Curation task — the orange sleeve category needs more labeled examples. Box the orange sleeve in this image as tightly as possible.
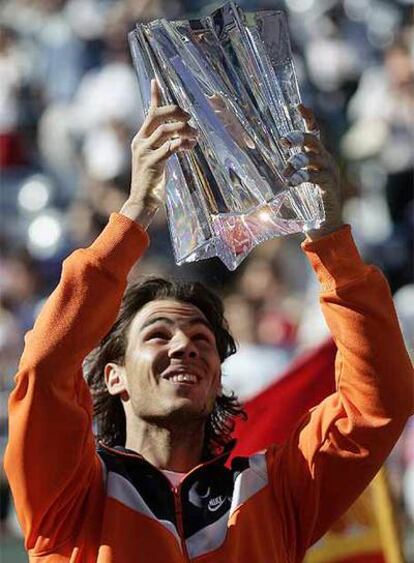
[4,213,149,552]
[267,225,414,560]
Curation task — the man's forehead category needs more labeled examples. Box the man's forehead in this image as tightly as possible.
[132,299,210,330]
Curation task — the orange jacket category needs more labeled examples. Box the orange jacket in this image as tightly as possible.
[5,213,413,562]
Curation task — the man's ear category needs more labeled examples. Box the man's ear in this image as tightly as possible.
[104,363,129,400]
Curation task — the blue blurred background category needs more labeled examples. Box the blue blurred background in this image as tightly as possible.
[0,0,413,560]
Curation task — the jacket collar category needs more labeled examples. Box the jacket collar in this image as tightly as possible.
[98,439,236,472]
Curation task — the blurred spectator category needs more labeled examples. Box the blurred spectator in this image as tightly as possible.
[0,246,41,332]
[342,28,414,292]
[0,298,25,540]
[222,254,299,400]
[0,25,30,168]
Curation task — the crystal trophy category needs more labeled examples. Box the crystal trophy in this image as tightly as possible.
[128,2,324,270]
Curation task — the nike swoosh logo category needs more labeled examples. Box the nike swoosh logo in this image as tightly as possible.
[208,496,227,512]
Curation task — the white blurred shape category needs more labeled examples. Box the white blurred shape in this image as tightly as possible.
[368,2,400,33]
[342,195,392,244]
[306,37,359,92]
[65,0,107,40]
[344,0,372,22]
[403,465,414,524]
[367,2,400,48]
[341,119,388,160]
[367,28,394,49]
[18,175,51,212]
[72,63,143,132]
[223,344,292,401]
[393,285,414,358]
[27,211,63,258]
[295,275,330,352]
[286,0,315,13]
[83,126,128,181]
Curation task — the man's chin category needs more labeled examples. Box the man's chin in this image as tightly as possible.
[167,397,207,417]
[143,398,211,426]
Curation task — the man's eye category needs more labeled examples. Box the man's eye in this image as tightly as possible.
[193,333,210,343]
[148,332,169,340]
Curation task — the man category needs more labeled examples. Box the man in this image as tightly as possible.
[5,81,413,562]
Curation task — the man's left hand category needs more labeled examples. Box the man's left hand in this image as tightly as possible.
[281,104,344,241]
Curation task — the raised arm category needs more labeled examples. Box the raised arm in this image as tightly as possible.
[4,215,149,551]
[267,110,413,560]
[4,79,198,552]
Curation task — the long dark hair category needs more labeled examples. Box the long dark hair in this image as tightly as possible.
[85,277,246,459]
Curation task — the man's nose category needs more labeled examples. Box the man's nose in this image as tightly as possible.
[168,333,198,359]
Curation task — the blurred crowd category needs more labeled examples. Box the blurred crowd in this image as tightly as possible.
[0,0,413,557]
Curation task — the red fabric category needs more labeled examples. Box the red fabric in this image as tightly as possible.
[0,132,27,167]
[231,339,386,563]
[231,339,337,456]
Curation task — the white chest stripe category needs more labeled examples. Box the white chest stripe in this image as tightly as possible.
[186,452,269,559]
[107,470,182,550]
[230,452,268,515]
[186,509,231,559]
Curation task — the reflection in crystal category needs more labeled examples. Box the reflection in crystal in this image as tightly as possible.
[129,3,324,270]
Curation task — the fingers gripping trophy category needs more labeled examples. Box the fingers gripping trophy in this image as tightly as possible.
[121,80,199,228]
[121,81,342,245]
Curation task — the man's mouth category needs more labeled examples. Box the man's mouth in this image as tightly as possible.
[164,373,199,385]
[161,367,202,385]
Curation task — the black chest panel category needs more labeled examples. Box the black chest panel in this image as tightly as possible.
[98,447,177,524]
[181,464,234,537]
[98,446,250,538]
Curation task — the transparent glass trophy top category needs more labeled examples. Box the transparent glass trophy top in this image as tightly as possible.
[128,2,324,270]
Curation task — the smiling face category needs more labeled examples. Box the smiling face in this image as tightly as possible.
[105,299,222,426]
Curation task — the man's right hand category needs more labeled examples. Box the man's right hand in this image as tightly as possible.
[120,79,198,228]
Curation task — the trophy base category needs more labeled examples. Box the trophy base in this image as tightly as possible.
[176,186,324,271]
